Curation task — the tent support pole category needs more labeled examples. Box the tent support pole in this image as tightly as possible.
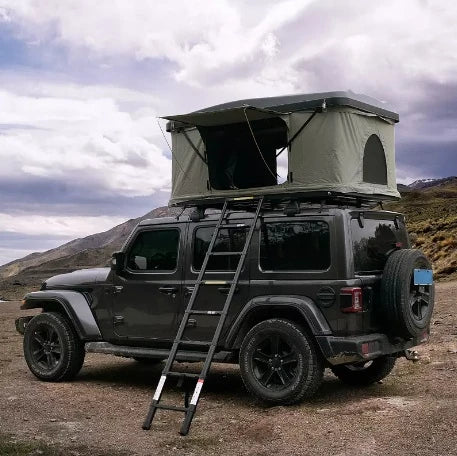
[276,109,319,158]
[182,130,207,164]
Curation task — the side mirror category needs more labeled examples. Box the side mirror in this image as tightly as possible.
[111,251,125,273]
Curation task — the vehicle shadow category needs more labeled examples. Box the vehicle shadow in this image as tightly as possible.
[75,357,402,408]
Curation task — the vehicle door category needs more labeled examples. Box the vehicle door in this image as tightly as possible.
[181,217,251,343]
[112,223,185,341]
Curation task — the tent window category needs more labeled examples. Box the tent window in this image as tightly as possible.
[363,134,387,185]
[198,117,288,190]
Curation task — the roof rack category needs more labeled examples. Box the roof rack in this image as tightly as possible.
[179,192,387,221]
[176,191,389,209]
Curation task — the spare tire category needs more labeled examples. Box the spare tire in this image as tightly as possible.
[380,249,434,339]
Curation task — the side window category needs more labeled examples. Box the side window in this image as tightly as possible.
[127,229,179,272]
[363,134,387,185]
[351,218,408,272]
[260,221,330,271]
[193,226,247,271]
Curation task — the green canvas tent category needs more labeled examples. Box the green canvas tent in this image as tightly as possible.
[163,91,400,206]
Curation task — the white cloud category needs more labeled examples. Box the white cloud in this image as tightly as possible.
[0,87,171,197]
[0,212,125,237]
[2,0,457,97]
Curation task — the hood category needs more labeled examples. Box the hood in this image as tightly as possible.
[44,268,110,289]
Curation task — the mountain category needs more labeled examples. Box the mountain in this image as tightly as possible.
[407,176,457,190]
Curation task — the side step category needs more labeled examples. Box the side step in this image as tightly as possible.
[85,342,233,363]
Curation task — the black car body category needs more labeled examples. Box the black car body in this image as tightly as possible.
[16,203,434,405]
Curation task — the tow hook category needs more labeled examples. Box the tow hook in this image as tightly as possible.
[404,349,420,362]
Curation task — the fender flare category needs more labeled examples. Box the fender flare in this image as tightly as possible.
[21,290,102,341]
[225,295,332,349]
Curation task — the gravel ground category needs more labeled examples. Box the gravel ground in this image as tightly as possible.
[1,282,457,456]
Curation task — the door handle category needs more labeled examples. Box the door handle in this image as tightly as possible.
[113,315,124,325]
[159,286,179,295]
[184,286,195,296]
[218,286,239,295]
[186,318,197,328]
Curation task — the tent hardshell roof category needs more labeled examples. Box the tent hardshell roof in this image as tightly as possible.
[163,91,399,128]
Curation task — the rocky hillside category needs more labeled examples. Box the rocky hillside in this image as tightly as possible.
[386,178,457,281]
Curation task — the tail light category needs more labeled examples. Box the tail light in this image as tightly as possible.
[340,287,363,313]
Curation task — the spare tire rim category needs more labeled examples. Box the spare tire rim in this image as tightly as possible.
[251,333,298,390]
[30,323,62,371]
[409,281,432,322]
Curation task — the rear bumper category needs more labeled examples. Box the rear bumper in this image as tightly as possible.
[316,330,429,366]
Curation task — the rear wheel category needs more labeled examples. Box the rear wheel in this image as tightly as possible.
[239,319,324,405]
[331,356,396,386]
[23,312,85,381]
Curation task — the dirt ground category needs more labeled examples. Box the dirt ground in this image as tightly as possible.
[1,283,457,456]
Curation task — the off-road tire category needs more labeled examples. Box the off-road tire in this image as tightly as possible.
[239,319,324,405]
[331,356,396,386]
[23,312,85,381]
[381,249,434,339]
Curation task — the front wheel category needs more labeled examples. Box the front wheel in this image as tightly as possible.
[239,319,324,405]
[331,356,396,386]
[23,312,85,381]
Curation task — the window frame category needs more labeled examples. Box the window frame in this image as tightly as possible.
[257,219,332,274]
[124,227,181,275]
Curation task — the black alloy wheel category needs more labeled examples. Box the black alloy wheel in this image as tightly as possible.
[239,319,323,405]
[30,322,62,371]
[409,280,432,323]
[251,333,298,389]
[23,312,85,381]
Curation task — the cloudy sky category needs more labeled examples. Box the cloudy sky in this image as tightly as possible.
[0,0,457,266]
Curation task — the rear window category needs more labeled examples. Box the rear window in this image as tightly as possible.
[260,221,330,271]
[351,217,408,273]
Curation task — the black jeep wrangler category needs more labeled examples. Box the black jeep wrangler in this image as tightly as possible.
[16,203,434,405]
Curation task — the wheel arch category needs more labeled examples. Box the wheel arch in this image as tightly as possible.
[225,296,332,351]
[21,290,102,341]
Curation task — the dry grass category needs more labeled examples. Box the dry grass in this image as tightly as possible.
[387,182,457,281]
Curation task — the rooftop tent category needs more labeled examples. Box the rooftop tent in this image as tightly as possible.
[163,91,400,206]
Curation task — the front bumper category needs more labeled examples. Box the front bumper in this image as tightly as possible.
[316,330,429,366]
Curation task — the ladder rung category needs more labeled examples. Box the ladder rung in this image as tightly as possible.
[177,340,212,346]
[167,372,200,379]
[155,404,188,413]
[209,251,243,256]
[189,310,222,316]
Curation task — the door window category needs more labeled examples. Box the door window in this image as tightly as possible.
[193,225,247,271]
[126,229,180,272]
[259,221,330,271]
